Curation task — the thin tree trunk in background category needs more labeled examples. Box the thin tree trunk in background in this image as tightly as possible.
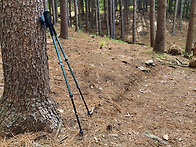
[85,0,89,31]
[110,0,113,37]
[145,0,149,12]
[172,0,179,36]
[183,0,187,18]
[54,0,58,23]
[138,0,142,11]
[133,0,137,44]
[95,0,99,35]
[69,0,72,26]
[74,0,79,32]
[97,0,101,36]
[120,0,124,39]
[44,0,48,11]
[185,0,196,55]
[52,0,56,24]
[150,0,155,47]
[106,0,110,36]
[104,0,106,23]
[49,0,52,16]
[169,0,173,14]
[143,0,146,15]
[179,0,184,30]
[185,0,190,19]
[60,0,69,39]
[78,0,82,29]
[81,0,85,18]
[112,0,115,39]
[0,0,61,137]
[153,0,167,53]
[90,0,94,29]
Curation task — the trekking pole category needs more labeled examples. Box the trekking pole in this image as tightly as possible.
[52,26,91,116]
[41,11,84,135]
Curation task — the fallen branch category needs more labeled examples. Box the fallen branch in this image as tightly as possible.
[143,132,167,145]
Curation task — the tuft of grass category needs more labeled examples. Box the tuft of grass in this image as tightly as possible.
[99,41,106,47]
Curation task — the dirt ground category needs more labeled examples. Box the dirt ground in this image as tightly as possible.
[0,15,195,146]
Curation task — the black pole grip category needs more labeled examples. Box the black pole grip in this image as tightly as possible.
[43,11,57,36]
[43,11,53,28]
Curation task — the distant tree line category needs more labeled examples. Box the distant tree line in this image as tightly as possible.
[46,0,195,54]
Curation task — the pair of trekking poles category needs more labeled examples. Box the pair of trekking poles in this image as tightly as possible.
[40,11,91,135]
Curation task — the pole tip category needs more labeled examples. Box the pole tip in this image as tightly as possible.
[88,111,92,116]
[80,129,84,135]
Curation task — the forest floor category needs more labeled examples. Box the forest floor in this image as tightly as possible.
[0,14,195,146]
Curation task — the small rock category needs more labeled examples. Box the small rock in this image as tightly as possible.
[179,138,182,141]
[138,66,150,72]
[57,109,64,113]
[94,137,98,143]
[145,60,154,66]
[163,134,169,141]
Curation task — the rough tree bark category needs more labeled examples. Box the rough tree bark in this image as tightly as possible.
[153,0,167,53]
[185,0,196,55]
[0,0,61,137]
[60,0,69,39]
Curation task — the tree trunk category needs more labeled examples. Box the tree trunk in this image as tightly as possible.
[110,0,113,37]
[133,0,137,44]
[54,0,58,23]
[69,0,72,26]
[85,0,89,31]
[138,0,142,11]
[60,0,69,39]
[95,0,99,35]
[106,0,110,36]
[120,0,124,39]
[112,0,115,39]
[44,0,49,11]
[78,0,82,29]
[185,0,196,55]
[172,0,179,36]
[74,0,79,32]
[169,0,173,14]
[0,0,61,137]
[90,0,95,30]
[52,0,57,24]
[150,0,155,47]
[179,0,184,30]
[153,0,167,53]
[97,0,101,36]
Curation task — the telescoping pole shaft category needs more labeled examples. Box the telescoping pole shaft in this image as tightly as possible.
[43,11,84,134]
[51,27,91,116]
